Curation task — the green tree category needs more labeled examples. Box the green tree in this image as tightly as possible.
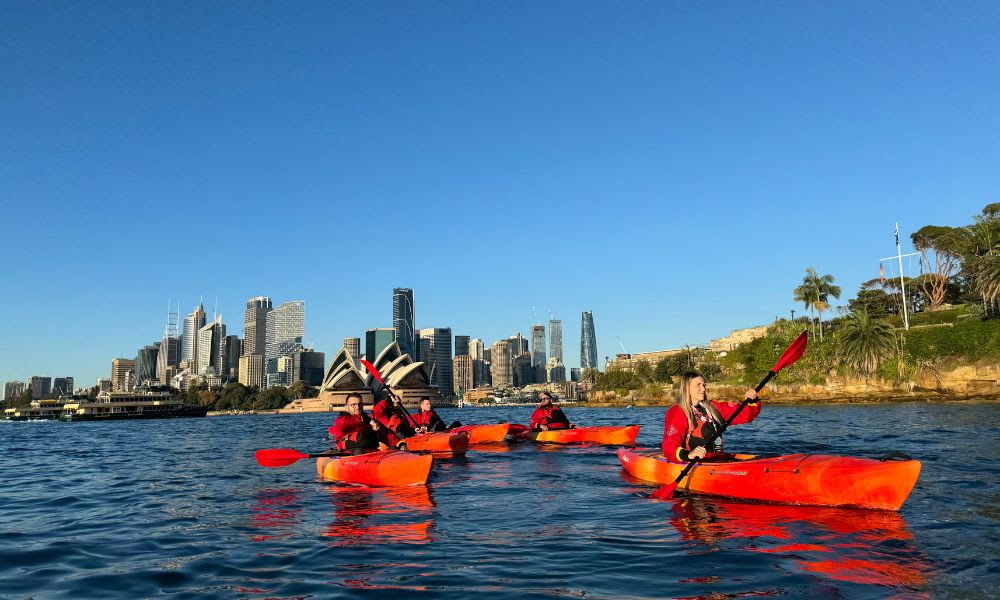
[911,225,971,311]
[793,267,841,341]
[839,309,897,382]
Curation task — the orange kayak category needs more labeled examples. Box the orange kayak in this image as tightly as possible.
[403,430,470,456]
[510,424,639,445]
[316,450,433,487]
[450,423,510,444]
[618,448,921,511]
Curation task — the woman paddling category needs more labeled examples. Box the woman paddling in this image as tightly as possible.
[328,393,379,454]
[662,371,759,463]
[530,392,574,431]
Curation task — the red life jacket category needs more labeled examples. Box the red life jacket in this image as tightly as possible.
[530,404,570,430]
[329,411,371,450]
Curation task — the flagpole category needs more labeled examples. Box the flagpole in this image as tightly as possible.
[896,223,910,331]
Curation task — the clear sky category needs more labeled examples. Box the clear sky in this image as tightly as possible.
[2,1,998,388]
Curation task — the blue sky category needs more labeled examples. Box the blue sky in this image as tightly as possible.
[2,1,998,388]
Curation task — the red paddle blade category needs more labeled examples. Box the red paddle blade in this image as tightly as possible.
[773,330,808,373]
[360,359,386,385]
[255,448,309,468]
[650,483,678,500]
[508,424,530,436]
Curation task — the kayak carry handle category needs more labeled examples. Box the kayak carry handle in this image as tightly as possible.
[878,452,913,462]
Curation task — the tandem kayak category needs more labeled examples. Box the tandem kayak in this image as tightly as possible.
[450,423,510,444]
[316,450,433,487]
[510,424,640,446]
[617,448,921,511]
[403,430,471,456]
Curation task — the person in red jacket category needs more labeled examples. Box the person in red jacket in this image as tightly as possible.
[530,392,574,431]
[328,393,379,453]
[408,397,448,434]
[662,371,760,463]
[371,388,414,448]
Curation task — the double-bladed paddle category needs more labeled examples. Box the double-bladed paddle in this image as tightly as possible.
[255,448,344,468]
[361,358,417,426]
[650,330,808,500]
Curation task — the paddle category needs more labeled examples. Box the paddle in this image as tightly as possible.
[255,448,343,468]
[360,359,417,432]
[651,330,808,501]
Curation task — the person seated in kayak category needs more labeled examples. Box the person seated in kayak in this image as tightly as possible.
[408,397,449,434]
[662,371,759,463]
[328,393,379,454]
[530,392,575,431]
[372,388,414,447]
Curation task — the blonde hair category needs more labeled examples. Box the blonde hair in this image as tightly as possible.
[677,371,723,432]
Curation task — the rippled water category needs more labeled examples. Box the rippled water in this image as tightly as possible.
[2,403,998,599]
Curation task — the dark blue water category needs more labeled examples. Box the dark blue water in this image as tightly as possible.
[2,404,998,599]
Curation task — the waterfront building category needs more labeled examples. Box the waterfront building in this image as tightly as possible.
[111,358,135,392]
[365,328,396,363]
[490,340,513,387]
[453,354,473,397]
[292,349,325,387]
[343,337,361,365]
[454,335,470,357]
[239,354,265,389]
[222,335,241,381]
[135,343,159,386]
[549,319,563,364]
[708,325,770,352]
[265,300,304,388]
[4,380,26,403]
[243,296,272,357]
[97,378,112,394]
[419,327,454,396]
[196,316,226,376]
[181,303,206,364]
[570,368,582,382]
[581,311,598,371]
[531,325,547,381]
[52,377,75,396]
[393,288,417,360]
[29,376,52,399]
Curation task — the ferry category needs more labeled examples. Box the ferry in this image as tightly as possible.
[3,388,207,422]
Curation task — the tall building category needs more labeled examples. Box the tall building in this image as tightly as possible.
[418,327,453,396]
[343,337,361,364]
[546,358,566,383]
[52,377,74,396]
[222,336,242,381]
[581,311,598,371]
[508,332,529,357]
[243,296,272,357]
[490,340,513,387]
[513,355,533,387]
[111,359,136,392]
[157,302,181,384]
[468,338,486,388]
[454,335,470,357]
[549,319,563,364]
[196,315,226,376]
[265,301,304,387]
[181,303,206,364]
[453,355,473,397]
[135,343,159,386]
[392,288,416,360]
[570,368,582,382]
[365,328,396,362]
[4,380,26,404]
[239,354,265,388]
[292,349,325,387]
[97,378,112,394]
[531,325,546,366]
[468,338,485,360]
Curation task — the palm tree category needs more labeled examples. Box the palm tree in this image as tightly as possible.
[977,255,1000,314]
[839,309,897,382]
[793,267,842,341]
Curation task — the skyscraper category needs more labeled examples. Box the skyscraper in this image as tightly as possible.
[29,376,51,399]
[549,319,563,364]
[4,381,26,404]
[292,349,325,387]
[581,311,598,371]
[182,303,206,363]
[365,328,396,362]
[508,332,529,357]
[418,327,454,396]
[490,340,513,387]
[111,359,135,392]
[469,338,486,388]
[135,343,160,386]
[243,296,272,357]
[343,337,361,364]
[453,355,473,398]
[392,288,416,360]
[265,301,304,387]
[454,335,470,357]
[196,316,226,376]
[157,302,181,384]
[222,335,242,381]
[239,354,265,388]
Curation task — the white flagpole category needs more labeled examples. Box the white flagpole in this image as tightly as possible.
[896,223,910,330]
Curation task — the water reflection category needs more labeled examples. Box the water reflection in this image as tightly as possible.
[670,497,930,590]
[322,485,435,546]
[249,488,303,542]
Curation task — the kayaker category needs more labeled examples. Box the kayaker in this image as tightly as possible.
[408,397,449,434]
[662,371,759,463]
[328,393,379,453]
[372,388,414,447]
[530,392,574,431]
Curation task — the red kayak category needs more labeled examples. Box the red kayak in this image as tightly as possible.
[509,424,640,445]
[316,450,433,487]
[403,430,470,456]
[618,448,921,511]
[450,423,510,444]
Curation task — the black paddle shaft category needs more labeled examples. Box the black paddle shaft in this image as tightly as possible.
[671,370,776,485]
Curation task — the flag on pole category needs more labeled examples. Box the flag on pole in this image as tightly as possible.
[895,223,900,247]
[880,263,885,283]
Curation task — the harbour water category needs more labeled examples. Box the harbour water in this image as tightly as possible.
[2,403,998,598]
